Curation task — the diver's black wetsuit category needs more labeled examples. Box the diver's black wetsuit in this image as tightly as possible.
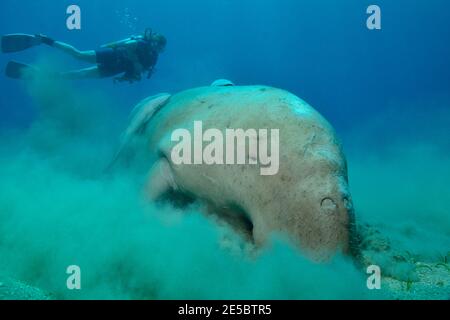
[95,47,130,77]
[95,40,159,78]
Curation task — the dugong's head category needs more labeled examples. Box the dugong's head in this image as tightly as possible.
[291,144,358,260]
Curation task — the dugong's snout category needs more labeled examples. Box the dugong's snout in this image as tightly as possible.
[312,179,356,259]
[285,170,355,260]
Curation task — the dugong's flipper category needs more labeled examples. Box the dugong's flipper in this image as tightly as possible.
[145,157,179,200]
[107,93,171,170]
[126,93,172,136]
[211,79,235,87]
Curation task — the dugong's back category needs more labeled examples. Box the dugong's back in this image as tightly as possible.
[145,85,355,260]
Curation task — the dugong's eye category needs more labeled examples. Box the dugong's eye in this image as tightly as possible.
[320,197,337,214]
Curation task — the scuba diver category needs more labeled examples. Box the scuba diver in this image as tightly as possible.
[1,28,166,83]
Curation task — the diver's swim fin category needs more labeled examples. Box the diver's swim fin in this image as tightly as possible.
[5,61,37,79]
[1,34,41,53]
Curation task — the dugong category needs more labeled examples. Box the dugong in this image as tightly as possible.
[117,81,357,260]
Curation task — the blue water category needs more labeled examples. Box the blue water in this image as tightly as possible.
[1,0,449,134]
[0,0,449,300]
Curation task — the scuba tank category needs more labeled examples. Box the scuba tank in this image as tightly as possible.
[100,28,152,49]
[100,35,143,49]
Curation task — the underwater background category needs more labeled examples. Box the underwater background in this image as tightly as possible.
[0,0,448,299]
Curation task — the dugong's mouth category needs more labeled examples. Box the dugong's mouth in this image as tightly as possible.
[158,187,196,209]
[159,188,255,243]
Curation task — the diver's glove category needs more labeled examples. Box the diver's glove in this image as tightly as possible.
[35,34,55,46]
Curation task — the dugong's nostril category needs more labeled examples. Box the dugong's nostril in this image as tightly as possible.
[321,197,337,214]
